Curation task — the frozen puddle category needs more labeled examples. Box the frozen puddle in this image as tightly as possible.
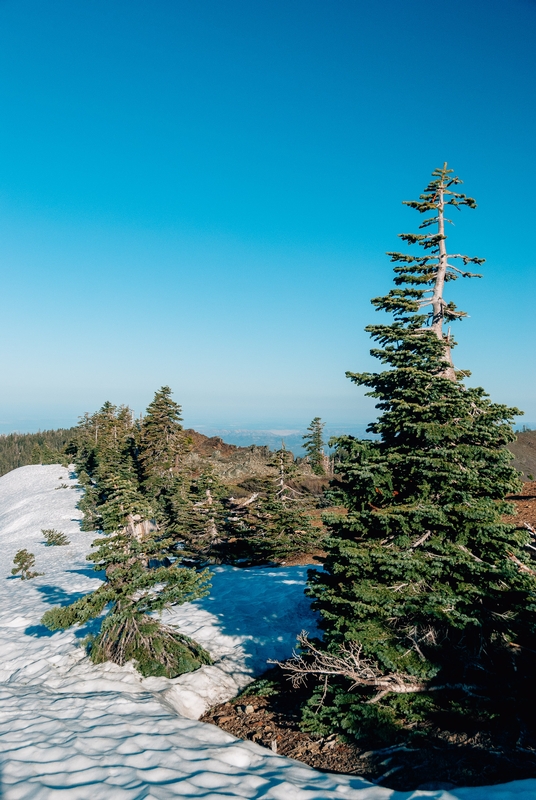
[1,466,535,798]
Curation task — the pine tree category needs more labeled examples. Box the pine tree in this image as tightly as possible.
[138,386,191,502]
[303,417,326,475]
[53,393,213,677]
[12,549,42,579]
[299,164,536,744]
[42,524,212,677]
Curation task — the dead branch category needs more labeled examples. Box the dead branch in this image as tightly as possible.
[457,544,483,563]
[269,631,476,705]
[508,552,536,577]
[410,530,431,549]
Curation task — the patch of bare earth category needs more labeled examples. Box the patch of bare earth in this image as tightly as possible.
[202,487,536,791]
[201,667,536,791]
[506,480,536,528]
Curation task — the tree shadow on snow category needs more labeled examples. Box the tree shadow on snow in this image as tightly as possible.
[194,565,321,668]
[36,584,87,606]
[66,567,106,580]
[25,584,104,640]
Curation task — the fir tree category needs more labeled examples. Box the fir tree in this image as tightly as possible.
[222,447,319,564]
[224,488,318,564]
[12,549,42,579]
[42,523,212,677]
[138,386,191,503]
[298,164,536,744]
[69,402,141,531]
[169,467,228,560]
[303,417,326,475]
[42,529,70,546]
[54,393,213,677]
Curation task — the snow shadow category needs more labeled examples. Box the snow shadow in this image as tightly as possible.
[196,565,321,670]
[23,584,90,638]
[36,584,87,607]
[66,567,106,580]
[25,584,103,640]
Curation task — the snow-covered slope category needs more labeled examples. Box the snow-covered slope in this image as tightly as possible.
[0,465,535,799]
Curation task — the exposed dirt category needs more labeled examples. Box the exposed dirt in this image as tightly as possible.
[508,430,536,481]
[506,480,536,528]
[201,667,536,791]
[202,485,536,790]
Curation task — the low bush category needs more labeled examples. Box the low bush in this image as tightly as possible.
[42,529,70,546]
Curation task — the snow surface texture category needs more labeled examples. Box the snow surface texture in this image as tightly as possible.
[0,466,534,799]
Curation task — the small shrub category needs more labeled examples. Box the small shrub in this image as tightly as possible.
[54,483,69,489]
[11,549,42,579]
[42,529,70,546]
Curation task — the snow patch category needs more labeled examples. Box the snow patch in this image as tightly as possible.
[0,465,535,798]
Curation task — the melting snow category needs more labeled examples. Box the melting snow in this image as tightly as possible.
[0,465,535,798]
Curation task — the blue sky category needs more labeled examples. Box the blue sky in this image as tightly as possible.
[0,0,535,433]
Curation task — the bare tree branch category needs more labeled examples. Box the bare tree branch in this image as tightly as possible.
[269,631,477,705]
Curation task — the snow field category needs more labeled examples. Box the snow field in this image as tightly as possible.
[0,465,535,799]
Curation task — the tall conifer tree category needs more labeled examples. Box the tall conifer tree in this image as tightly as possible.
[301,165,536,743]
[303,417,326,475]
[138,386,190,502]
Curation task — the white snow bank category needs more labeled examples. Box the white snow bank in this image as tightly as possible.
[0,465,535,799]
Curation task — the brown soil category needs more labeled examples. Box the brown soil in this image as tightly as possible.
[201,667,536,791]
[202,486,536,790]
[506,480,536,528]
[508,430,536,481]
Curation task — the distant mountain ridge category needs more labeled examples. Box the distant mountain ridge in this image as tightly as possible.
[1,425,534,481]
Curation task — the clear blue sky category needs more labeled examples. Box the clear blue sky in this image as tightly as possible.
[1,0,535,433]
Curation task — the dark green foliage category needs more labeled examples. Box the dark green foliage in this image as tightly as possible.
[138,386,192,503]
[303,417,326,475]
[223,487,318,564]
[42,520,212,675]
[304,165,536,744]
[68,402,148,533]
[169,468,229,560]
[42,528,70,546]
[88,616,212,678]
[44,391,213,677]
[11,549,42,579]
[221,448,320,564]
[0,428,75,476]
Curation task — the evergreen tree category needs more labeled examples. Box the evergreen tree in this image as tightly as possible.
[12,549,42,579]
[223,487,318,564]
[303,417,326,475]
[138,386,191,503]
[300,164,536,744]
[169,467,228,560]
[42,529,70,546]
[53,393,213,678]
[42,524,212,677]
[69,402,141,531]
[222,447,319,564]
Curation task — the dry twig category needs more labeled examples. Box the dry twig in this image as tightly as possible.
[269,631,476,705]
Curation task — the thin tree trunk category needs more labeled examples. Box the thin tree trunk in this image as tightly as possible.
[430,167,456,380]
